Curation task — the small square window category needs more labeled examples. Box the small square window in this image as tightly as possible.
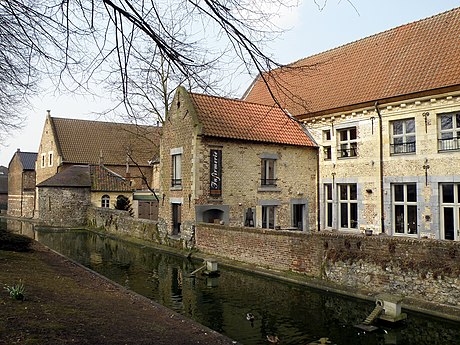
[323,130,331,141]
[324,146,331,160]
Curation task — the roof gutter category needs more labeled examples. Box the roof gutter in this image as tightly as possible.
[374,102,385,234]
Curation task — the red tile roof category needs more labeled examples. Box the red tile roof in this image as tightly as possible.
[244,7,460,118]
[189,92,316,147]
[50,117,161,166]
[90,165,132,192]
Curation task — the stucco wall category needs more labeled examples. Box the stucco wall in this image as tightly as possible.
[196,223,460,308]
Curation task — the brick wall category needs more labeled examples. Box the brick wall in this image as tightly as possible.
[196,223,460,307]
[8,154,36,218]
[36,115,60,185]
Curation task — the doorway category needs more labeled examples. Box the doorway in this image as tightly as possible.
[172,203,182,235]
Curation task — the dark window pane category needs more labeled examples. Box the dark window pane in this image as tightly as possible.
[441,115,453,130]
[340,203,348,228]
[339,185,348,200]
[443,184,454,203]
[443,207,455,240]
[340,130,348,141]
[350,203,358,228]
[394,185,404,202]
[407,205,417,234]
[456,114,460,128]
[393,137,403,145]
[349,128,357,140]
[327,203,333,227]
[395,205,405,233]
[326,184,332,200]
[350,184,357,200]
[393,121,403,135]
[407,184,417,202]
[406,119,415,133]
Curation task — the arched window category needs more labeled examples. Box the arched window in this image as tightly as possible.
[101,195,110,208]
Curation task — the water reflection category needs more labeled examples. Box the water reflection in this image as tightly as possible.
[3,219,460,345]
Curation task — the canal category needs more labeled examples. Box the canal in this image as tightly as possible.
[4,220,460,345]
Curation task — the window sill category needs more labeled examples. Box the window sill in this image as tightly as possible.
[258,186,281,192]
[390,152,416,156]
[170,186,183,191]
[337,156,358,160]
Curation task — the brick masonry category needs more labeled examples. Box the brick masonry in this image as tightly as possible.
[195,223,460,308]
[8,154,36,218]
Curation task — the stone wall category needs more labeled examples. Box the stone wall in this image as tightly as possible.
[37,187,90,227]
[87,207,170,244]
[195,223,460,308]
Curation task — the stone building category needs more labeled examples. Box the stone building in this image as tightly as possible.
[158,87,318,245]
[244,7,460,240]
[0,166,8,212]
[36,164,133,226]
[7,150,37,218]
[36,112,161,219]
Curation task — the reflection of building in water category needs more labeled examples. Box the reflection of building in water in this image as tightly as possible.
[6,219,36,240]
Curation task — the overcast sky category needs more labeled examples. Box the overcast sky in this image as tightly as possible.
[1,0,459,167]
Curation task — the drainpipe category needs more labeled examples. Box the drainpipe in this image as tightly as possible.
[20,171,24,217]
[316,148,320,232]
[374,102,385,234]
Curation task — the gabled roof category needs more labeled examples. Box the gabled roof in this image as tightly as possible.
[50,117,161,166]
[188,91,316,147]
[10,151,37,171]
[244,7,460,118]
[37,165,91,188]
[90,165,132,192]
[37,164,133,192]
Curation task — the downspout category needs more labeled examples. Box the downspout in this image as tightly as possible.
[20,171,24,217]
[374,102,385,233]
[316,147,321,232]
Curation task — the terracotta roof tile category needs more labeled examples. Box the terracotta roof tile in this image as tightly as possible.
[51,117,161,166]
[189,92,316,147]
[90,165,132,192]
[244,7,460,117]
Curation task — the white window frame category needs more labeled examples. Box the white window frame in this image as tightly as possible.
[392,183,418,236]
[337,127,357,158]
[338,184,358,230]
[101,195,110,208]
[41,154,46,168]
[262,205,276,229]
[48,151,53,167]
[390,118,416,154]
[261,158,277,186]
[324,184,333,228]
[438,112,460,151]
[440,183,460,241]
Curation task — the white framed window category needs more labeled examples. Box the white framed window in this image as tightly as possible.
[171,154,182,187]
[338,184,358,230]
[101,195,110,208]
[325,184,333,228]
[262,205,276,229]
[48,151,53,167]
[337,127,357,158]
[438,112,460,151]
[390,118,416,154]
[440,184,460,241]
[323,129,331,141]
[261,158,276,186]
[41,154,46,168]
[393,184,417,235]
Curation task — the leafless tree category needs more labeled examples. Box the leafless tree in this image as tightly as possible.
[0,0,302,132]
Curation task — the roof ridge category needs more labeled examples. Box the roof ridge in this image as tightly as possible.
[283,6,460,68]
[51,116,159,129]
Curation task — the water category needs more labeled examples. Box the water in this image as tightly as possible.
[3,219,460,345]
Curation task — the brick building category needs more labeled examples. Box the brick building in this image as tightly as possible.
[7,150,37,218]
[0,166,8,212]
[244,7,460,240]
[158,87,318,245]
[36,164,133,226]
[36,112,161,219]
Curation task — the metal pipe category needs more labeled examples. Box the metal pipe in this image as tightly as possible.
[374,102,385,233]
